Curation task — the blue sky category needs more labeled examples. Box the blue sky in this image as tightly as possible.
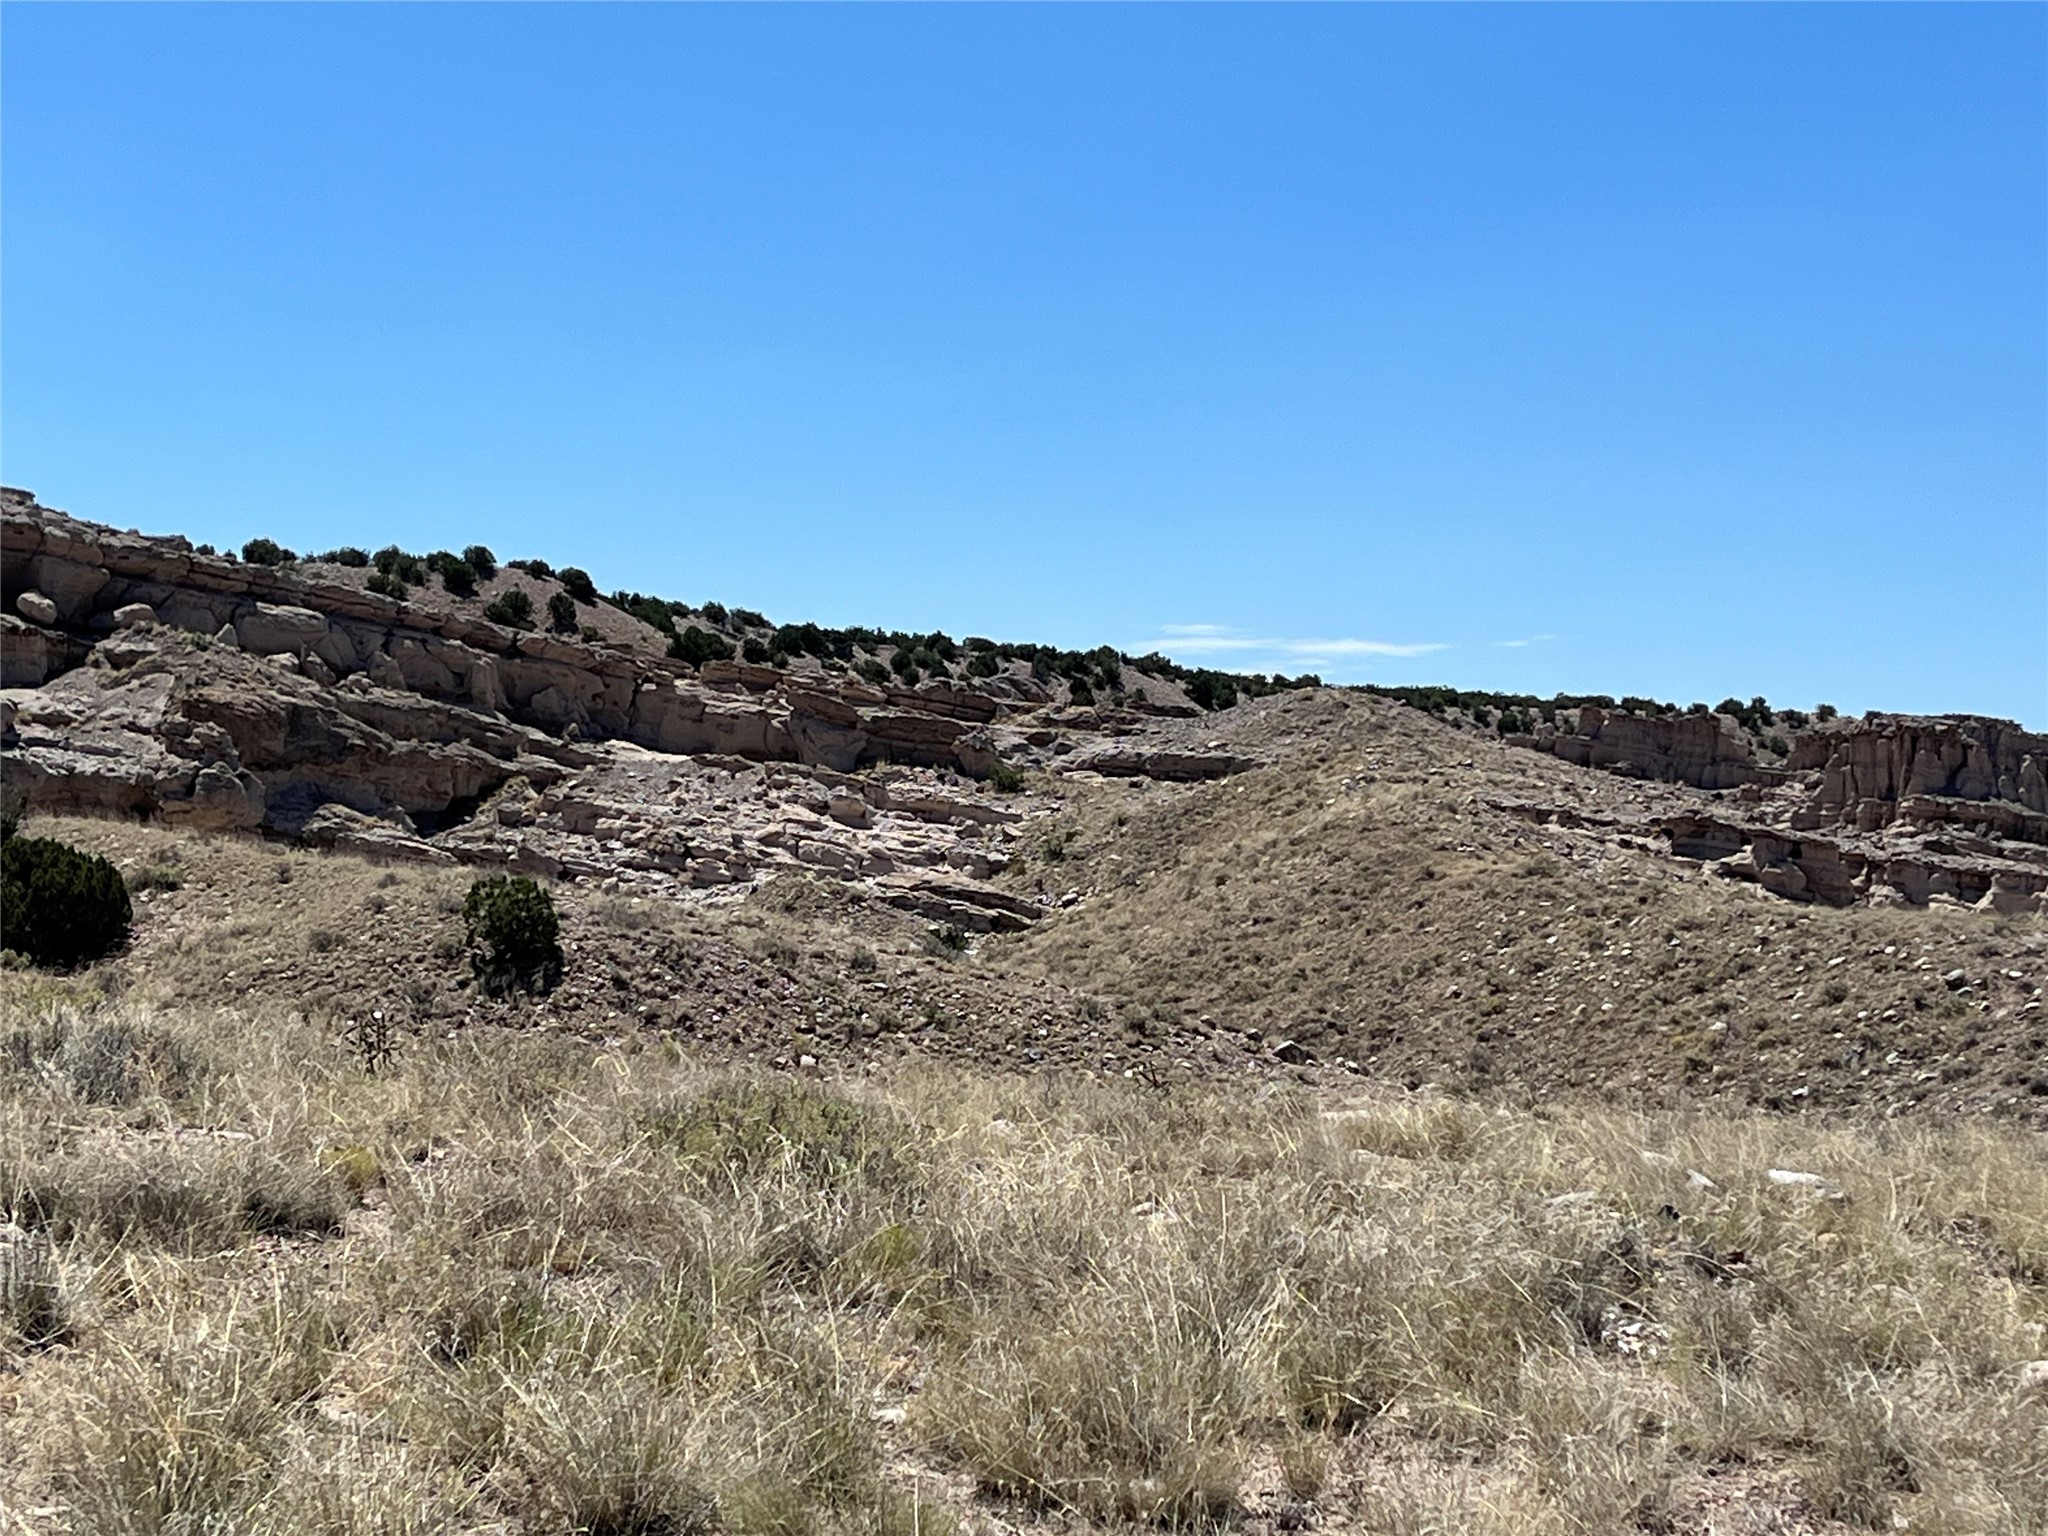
[5,5,2043,721]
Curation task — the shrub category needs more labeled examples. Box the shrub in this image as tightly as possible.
[435,556,478,598]
[484,590,535,630]
[547,592,578,632]
[373,546,426,584]
[1816,703,1839,722]
[741,638,772,665]
[988,761,1025,794]
[366,571,408,601]
[508,557,554,580]
[462,544,498,581]
[1,837,133,968]
[1185,671,1240,712]
[240,538,294,566]
[558,567,599,605]
[668,627,734,667]
[699,601,729,626]
[888,649,918,680]
[641,1076,915,1194]
[462,876,563,995]
[1068,677,1095,706]
[316,546,370,568]
[732,608,767,630]
[856,659,889,687]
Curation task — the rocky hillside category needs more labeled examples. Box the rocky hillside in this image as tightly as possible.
[5,489,2045,1125]
[5,487,2043,928]
[2,489,1259,935]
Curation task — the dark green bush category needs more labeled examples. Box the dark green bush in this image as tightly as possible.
[366,571,408,601]
[988,761,1025,794]
[317,546,370,568]
[373,546,426,584]
[668,627,734,667]
[462,544,498,581]
[240,538,295,566]
[507,557,553,580]
[433,555,478,598]
[461,876,563,995]
[484,590,535,630]
[558,567,599,605]
[699,601,729,626]
[888,649,918,680]
[732,608,767,630]
[2,837,133,968]
[742,638,772,665]
[547,592,578,632]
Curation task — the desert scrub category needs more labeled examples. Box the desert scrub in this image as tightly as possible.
[461,875,563,995]
[483,588,535,630]
[0,1003,209,1106]
[1,834,133,967]
[640,1075,919,1196]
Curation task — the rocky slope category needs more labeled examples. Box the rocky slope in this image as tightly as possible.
[1510,705,2048,914]
[1,490,1244,932]
[4,487,2043,928]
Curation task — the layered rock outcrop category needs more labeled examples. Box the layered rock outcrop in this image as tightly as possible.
[0,491,1250,929]
[1513,706,1760,791]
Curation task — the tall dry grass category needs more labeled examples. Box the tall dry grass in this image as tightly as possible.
[1,981,2044,1534]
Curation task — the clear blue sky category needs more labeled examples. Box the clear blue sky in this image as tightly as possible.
[5,5,2042,722]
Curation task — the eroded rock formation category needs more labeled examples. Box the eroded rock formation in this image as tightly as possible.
[0,491,1245,929]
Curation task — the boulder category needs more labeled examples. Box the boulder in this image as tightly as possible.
[111,602,157,629]
[15,591,56,626]
[236,602,329,655]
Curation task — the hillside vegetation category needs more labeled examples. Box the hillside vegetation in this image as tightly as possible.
[2,973,2045,1536]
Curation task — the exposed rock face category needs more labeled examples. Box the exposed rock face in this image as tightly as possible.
[1513,707,1759,791]
[0,490,1199,791]
[1790,715,2048,826]
[1500,696,2048,913]
[0,490,1254,930]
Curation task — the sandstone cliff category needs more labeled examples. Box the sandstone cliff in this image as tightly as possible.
[0,491,1245,930]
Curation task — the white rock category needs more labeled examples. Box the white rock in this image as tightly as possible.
[111,601,157,629]
[15,591,57,625]
[2018,1360,2048,1397]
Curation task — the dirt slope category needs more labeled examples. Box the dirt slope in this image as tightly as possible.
[993,691,2048,1121]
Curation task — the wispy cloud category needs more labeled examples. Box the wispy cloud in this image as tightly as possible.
[1139,625,1447,666]
[1493,633,1557,649]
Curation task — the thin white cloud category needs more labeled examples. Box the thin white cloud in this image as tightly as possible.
[1493,634,1557,649]
[1290,637,1448,658]
[1141,626,1447,663]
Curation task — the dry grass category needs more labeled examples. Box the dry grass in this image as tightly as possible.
[1,968,2043,1534]
[993,697,2048,1119]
